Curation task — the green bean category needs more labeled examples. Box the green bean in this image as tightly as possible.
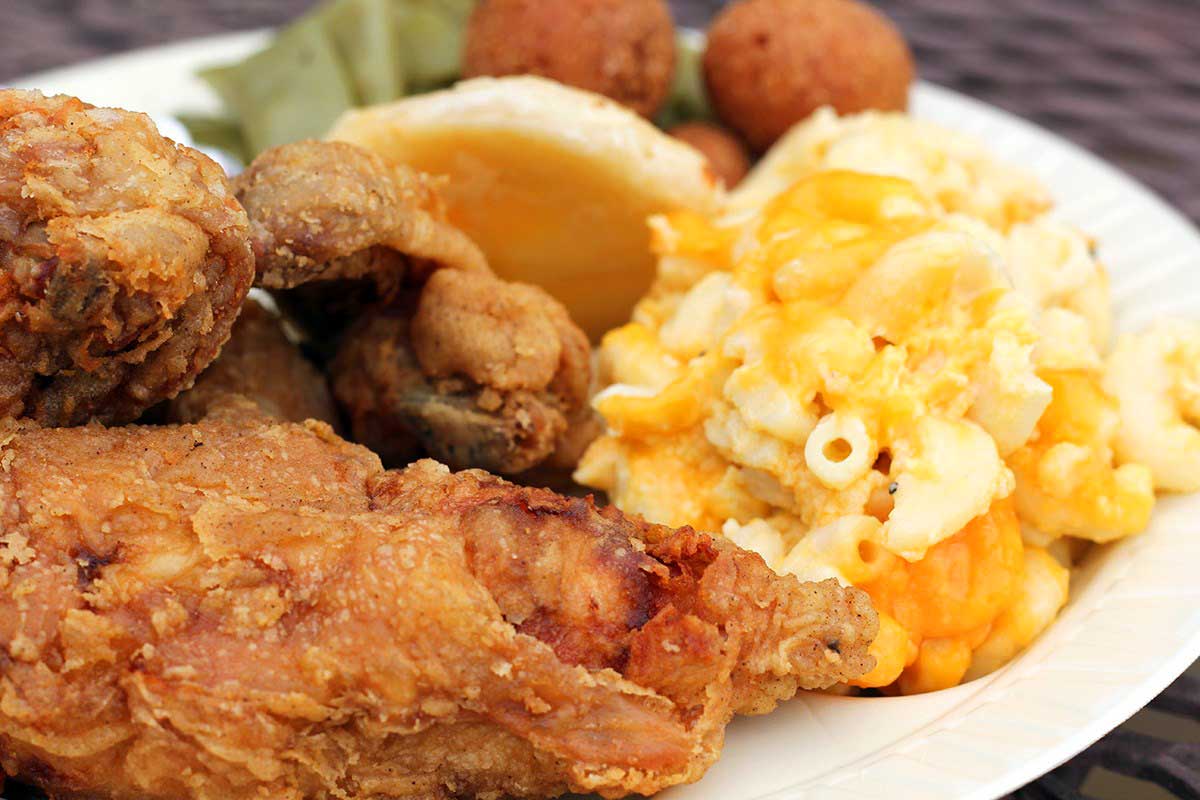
[655,32,714,130]
[199,15,356,156]
[175,112,249,163]
[323,0,406,104]
[394,0,471,91]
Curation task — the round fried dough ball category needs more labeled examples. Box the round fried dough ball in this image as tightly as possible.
[704,0,914,151]
[668,122,751,188]
[463,0,677,118]
[0,89,254,425]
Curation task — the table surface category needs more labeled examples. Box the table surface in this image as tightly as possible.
[1,2,1199,799]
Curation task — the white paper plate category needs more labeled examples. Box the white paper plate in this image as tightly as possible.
[7,31,1200,800]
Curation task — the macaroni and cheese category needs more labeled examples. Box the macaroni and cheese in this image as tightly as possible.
[576,109,1191,693]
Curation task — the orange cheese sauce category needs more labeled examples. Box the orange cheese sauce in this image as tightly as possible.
[850,499,1024,690]
[579,169,1082,694]
[1009,369,1154,540]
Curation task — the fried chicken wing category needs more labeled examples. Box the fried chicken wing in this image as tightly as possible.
[0,90,253,425]
[0,417,876,800]
[233,139,487,342]
[332,269,595,473]
[167,298,338,426]
[236,140,597,474]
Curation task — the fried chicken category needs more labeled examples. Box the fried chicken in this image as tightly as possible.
[236,140,597,475]
[0,415,876,800]
[0,90,253,425]
[332,269,595,473]
[233,139,487,344]
[167,298,338,427]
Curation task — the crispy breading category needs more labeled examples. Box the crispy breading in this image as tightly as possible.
[0,417,876,800]
[167,299,337,426]
[234,139,487,289]
[332,269,595,473]
[0,89,253,425]
[233,139,487,342]
[237,140,597,474]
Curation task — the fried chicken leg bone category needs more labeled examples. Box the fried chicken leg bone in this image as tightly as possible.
[0,90,253,425]
[0,415,876,799]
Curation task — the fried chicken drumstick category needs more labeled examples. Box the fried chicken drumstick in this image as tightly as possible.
[234,140,596,475]
[0,414,876,799]
[0,90,253,425]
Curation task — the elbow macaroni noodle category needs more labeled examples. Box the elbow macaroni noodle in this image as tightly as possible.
[575,109,1198,693]
[1104,320,1200,492]
[804,412,874,490]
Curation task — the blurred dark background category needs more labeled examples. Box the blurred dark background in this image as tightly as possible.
[0,2,1198,799]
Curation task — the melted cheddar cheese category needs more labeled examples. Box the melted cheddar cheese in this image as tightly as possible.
[578,112,1163,693]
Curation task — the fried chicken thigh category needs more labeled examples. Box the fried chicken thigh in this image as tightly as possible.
[0,416,876,800]
[235,140,597,475]
[167,299,338,426]
[0,90,253,425]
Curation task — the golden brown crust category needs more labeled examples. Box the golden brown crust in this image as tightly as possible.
[166,299,338,426]
[234,140,596,477]
[0,421,875,799]
[0,89,253,425]
[463,0,678,118]
[331,270,595,475]
[233,140,487,292]
[232,140,488,348]
[703,0,914,151]
[413,270,564,391]
[667,122,752,188]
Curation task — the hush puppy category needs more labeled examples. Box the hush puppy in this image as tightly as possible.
[668,122,751,187]
[704,0,914,151]
[463,0,677,118]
